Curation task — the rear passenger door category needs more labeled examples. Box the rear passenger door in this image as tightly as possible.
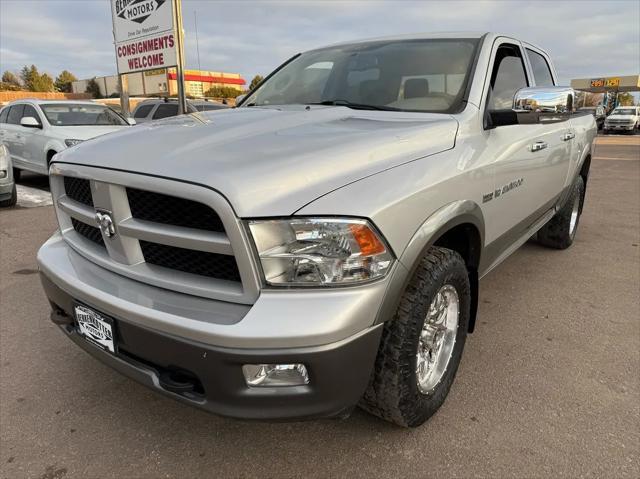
[3,105,25,165]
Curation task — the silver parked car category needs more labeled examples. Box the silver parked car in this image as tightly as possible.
[38,33,596,427]
[0,100,133,178]
[0,143,17,207]
[131,98,229,123]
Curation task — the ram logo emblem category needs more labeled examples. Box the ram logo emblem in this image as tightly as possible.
[95,210,116,238]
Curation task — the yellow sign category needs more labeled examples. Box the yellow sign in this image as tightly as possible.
[590,78,605,87]
[605,77,620,87]
[144,68,167,77]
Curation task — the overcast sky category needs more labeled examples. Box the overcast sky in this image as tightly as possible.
[1,0,639,86]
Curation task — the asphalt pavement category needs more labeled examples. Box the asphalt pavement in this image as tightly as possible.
[0,137,638,479]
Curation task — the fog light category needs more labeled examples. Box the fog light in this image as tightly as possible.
[242,364,309,387]
[0,170,6,179]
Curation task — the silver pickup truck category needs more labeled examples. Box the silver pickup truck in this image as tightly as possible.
[38,32,596,427]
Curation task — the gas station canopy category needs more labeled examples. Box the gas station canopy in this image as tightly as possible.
[570,75,640,93]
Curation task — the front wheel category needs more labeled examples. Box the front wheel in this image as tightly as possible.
[537,176,584,249]
[360,247,470,427]
[12,167,21,182]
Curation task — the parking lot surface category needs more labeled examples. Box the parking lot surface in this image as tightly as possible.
[1,138,638,478]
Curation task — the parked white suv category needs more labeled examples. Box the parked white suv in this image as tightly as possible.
[603,106,640,134]
[0,100,133,178]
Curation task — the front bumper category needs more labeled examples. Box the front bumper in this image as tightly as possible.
[0,179,14,200]
[604,123,635,131]
[38,233,391,420]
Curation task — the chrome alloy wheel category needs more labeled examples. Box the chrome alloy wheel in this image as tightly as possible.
[416,284,459,394]
[569,193,580,236]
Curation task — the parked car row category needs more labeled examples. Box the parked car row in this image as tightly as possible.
[577,105,639,133]
[0,100,133,179]
[0,98,230,187]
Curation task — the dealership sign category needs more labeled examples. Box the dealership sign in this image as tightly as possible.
[111,0,178,74]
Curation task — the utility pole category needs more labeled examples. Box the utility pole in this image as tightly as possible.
[119,74,130,117]
[194,10,201,72]
[173,0,188,115]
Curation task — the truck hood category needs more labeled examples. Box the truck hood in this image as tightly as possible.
[51,125,131,141]
[54,106,457,216]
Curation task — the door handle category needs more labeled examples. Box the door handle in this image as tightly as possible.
[530,141,548,152]
[562,132,575,141]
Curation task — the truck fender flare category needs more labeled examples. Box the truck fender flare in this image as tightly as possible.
[375,200,485,332]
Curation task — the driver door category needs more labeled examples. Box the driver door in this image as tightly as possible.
[481,41,571,247]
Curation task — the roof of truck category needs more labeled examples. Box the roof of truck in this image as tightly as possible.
[318,32,491,49]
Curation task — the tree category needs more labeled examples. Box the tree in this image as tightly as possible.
[0,82,21,92]
[54,70,77,93]
[203,86,242,99]
[249,75,264,90]
[1,71,21,87]
[617,92,635,106]
[19,64,54,92]
[85,78,102,99]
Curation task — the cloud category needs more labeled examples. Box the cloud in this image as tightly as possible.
[1,0,638,87]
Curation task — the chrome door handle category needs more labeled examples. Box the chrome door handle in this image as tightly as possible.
[562,132,575,141]
[530,141,548,152]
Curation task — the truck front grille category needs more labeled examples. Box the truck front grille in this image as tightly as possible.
[126,187,225,233]
[53,168,257,303]
[140,241,241,282]
[64,177,93,206]
[71,218,104,247]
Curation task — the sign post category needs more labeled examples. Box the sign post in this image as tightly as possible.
[172,0,187,114]
[110,0,186,113]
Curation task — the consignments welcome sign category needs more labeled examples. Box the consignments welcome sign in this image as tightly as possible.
[111,0,178,74]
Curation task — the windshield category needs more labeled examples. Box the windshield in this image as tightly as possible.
[41,104,128,126]
[611,108,636,115]
[243,38,480,113]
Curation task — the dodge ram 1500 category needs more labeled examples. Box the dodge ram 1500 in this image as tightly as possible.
[38,32,596,427]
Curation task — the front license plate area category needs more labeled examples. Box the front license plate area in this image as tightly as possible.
[74,304,116,354]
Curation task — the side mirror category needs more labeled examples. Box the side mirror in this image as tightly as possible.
[126,118,137,126]
[235,94,246,106]
[487,86,575,129]
[20,116,42,129]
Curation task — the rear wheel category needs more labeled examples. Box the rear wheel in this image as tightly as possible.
[537,176,584,249]
[360,247,470,427]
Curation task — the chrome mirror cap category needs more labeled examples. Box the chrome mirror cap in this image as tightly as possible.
[513,86,576,123]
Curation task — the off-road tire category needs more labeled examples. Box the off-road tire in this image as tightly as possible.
[359,247,470,427]
[537,176,584,250]
[0,184,17,207]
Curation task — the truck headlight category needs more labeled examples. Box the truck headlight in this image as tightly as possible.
[64,139,84,147]
[248,218,394,286]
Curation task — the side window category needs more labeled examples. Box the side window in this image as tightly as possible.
[526,49,554,86]
[7,105,24,125]
[152,103,179,119]
[487,44,529,110]
[22,105,42,125]
[0,107,8,123]
[134,104,154,119]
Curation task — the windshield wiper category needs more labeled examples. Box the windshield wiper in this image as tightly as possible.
[308,100,400,111]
